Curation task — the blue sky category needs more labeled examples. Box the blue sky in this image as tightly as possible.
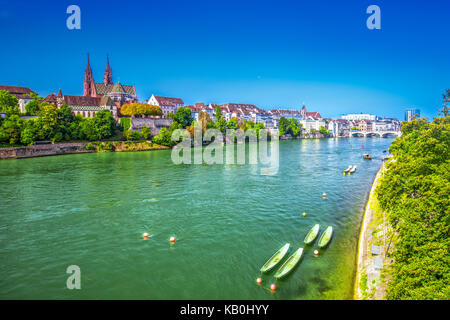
[0,0,449,119]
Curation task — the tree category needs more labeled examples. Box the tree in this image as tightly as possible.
[214,106,222,121]
[319,126,329,135]
[0,90,18,113]
[120,103,162,117]
[36,103,58,140]
[375,113,450,300]
[0,114,23,144]
[173,107,193,128]
[215,116,227,135]
[124,130,141,141]
[91,110,116,139]
[20,120,37,145]
[198,111,211,132]
[81,110,116,141]
[226,118,238,130]
[152,127,174,147]
[55,104,75,141]
[140,126,151,140]
[287,118,301,137]
[254,122,266,139]
[166,112,175,119]
[278,117,289,136]
[25,100,41,115]
[24,93,44,115]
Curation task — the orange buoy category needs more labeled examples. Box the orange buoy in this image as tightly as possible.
[314,250,319,256]
[143,233,149,239]
[256,277,262,285]
[270,283,277,292]
[170,236,176,243]
[322,193,327,199]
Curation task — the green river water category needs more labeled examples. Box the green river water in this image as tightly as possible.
[0,137,394,299]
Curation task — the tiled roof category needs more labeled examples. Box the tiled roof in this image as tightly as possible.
[100,96,115,106]
[185,105,202,113]
[94,83,135,95]
[306,111,322,119]
[69,105,110,111]
[63,95,103,106]
[269,109,302,116]
[154,96,184,107]
[0,84,36,99]
[44,93,57,104]
[110,82,127,93]
[44,92,115,108]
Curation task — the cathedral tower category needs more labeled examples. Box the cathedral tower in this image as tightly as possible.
[104,55,113,85]
[84,53,95,96]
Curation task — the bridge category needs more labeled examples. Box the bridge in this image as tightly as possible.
[350,131,401,138]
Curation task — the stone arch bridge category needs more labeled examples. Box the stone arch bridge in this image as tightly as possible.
[350,131,401,138]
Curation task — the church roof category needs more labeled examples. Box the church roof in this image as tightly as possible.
[62,95,102,107]
[110,82,127,93]
[0,84,37,99]
[100,96,115,106]
[45,93,114,107]
[94,82,136,96]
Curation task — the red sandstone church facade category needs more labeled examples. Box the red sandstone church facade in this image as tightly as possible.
[44,55,138,118]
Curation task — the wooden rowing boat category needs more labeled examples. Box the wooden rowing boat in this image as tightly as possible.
[318,226,333,248]
[260,243,290,273]
[304,224,320,244]
[274,247,304,279]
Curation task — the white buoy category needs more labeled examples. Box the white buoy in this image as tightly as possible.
[143,233,149,239]
[314,250,319,256]
[170,236,176,243]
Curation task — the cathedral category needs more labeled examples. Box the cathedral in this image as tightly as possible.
[44,55,138,118]
[83,54,138,106]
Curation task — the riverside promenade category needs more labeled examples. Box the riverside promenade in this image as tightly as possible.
[354,160,392,299]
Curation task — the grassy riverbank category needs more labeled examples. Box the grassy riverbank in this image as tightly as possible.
[85,140,169,152]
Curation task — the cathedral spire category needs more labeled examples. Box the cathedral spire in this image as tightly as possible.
[84,53,95,96]
[86,53,91,70]
[104,54,113,85]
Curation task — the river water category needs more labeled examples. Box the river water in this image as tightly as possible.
[0,137,394,299]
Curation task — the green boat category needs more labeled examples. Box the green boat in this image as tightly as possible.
[304,224,320,244]
[318,226,333,248]
[274,247,304,279]
[260,243,290,273]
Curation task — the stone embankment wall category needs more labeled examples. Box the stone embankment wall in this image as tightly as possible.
[0,142,90,160]
[130,118,173,135]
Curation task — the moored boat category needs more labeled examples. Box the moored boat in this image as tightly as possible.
[274,247,304,279]
[260,243,290,273]
[349,165,357,174]
[363,154,372,160]
[304,224,320,244]
[318,226,333,248]
[343,165,352,174]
